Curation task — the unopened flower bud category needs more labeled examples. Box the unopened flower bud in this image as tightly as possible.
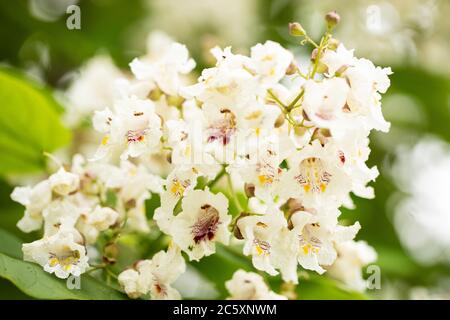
[325,11,340,28]
[310,48,319,62]
[274,113,285,128]
[289,22,306,37]
[310,49,327,73]
[167,95,185,108]
[148,87,163,101]
[285,61,298,75]
[287,198,304,213]
[244,183,255,198]
[327,38,340,51]
[335,64,349,76]
[231,212,251,240]
[104,243,119,260]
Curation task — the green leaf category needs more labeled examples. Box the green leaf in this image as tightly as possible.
[0,228,22,259]
[0,252,126,300]
[190,245,253,299]
[0,67,71,176]
[294,274,368,300]
[0,228,126,300]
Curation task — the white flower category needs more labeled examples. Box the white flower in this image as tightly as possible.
[118,245,185,300]
[118,268,142,299]
[42,198,83,238]
[168,188,231,261]
[250,40,293,86]
[49,167,80,196]
[278,140,352,208]
[165,118,222,177]
[11,180,52,232]
[92,96,162,161]
[290,209,361,274]
[317,44,392,134]
[155,167,199,235]
[338,132,379,200]
[130,33,195,96]
[77,206,119,244]
[230,133,295,203]
[182,47,260,110]
[237,208,289,277]
[148,245,186,300]
[102,160,164,203]
[226,269,287,300]
[327,240,377,292]
[23,231,89,279]
[64,55,123,127]
[321,44,355,77]
[302,77,351,137]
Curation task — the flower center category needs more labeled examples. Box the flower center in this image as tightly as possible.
[169,178,190,197]
[48,250,80,271]
[298,227,322,255]
[295,157,332,193]
[126,129,147,144]
[191,204,220,243]
[207,109,237,145]
[253,238,271,256]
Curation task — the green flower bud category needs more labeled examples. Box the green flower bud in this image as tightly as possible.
[325,11,340,28]
[289,22,306,37]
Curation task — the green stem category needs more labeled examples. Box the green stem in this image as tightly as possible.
[286,89,305,111]
[267,89,287,109]
[207,166,226,189]
[226,173,243,213]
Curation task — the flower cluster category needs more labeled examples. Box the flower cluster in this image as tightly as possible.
[11,13,391,298]
[12,155,163,279]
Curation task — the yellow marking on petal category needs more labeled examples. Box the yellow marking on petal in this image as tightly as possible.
[101,136,109,145]
[63,265,72,271]
[258,175,273,185]
[303,184,311,193]
[255,245,264,256]
[216,86,230,94]
[170,181,185,196]
[184,145,191,157]
[49,258,59,267]
[255,127,261,137]
[245,110,262,120]
[320,183,327,193]
[302,245,310,255]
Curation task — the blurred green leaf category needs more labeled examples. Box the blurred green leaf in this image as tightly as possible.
[0,228,22,259]
[295,274,368,300]
[0,252,126,300]
[190,245,253,298]
[0,227,126,300]
[0,278,32,299]
[0,67,71,176]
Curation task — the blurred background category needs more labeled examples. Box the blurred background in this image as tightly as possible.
[0,0,449,299]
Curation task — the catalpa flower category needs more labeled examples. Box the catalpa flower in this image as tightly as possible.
[168,188,231,261]
[290,209,361,274]
[93,96,162,161]
[237,208,288,276]
[226,269,287,300]
[23,231,89,279]
[327,240,377,292]
[11,180,52,233]
[130,32,195,96]
[278,140,352,208]
[10,14,392,296]
[118,245,185,299]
